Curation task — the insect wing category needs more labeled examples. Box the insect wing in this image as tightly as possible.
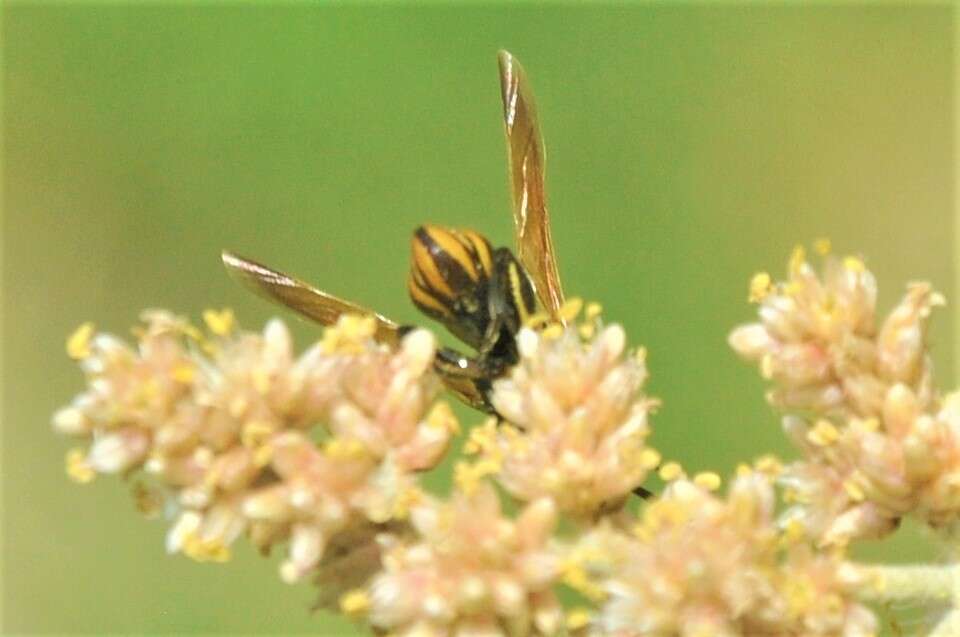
[221,251,402,346]
[497,50,565,322]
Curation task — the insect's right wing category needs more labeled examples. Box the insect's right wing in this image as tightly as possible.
[221,251,402,346]
[497,50,566,323]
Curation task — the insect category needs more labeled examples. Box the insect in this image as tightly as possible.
[221,51,565,413]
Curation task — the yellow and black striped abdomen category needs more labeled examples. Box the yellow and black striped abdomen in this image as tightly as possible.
[408,225,495,348]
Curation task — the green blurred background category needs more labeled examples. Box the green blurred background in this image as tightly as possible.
[3,4,954,634]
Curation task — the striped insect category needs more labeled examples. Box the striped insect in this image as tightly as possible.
[222,51,565,412]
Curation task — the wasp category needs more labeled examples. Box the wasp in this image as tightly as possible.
[221,51,566,413]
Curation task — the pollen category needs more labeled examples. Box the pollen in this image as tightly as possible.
[559,297,584,323]
[203,308,236,336]
[806,420,840,447]
[541,323,564,340]
[843,478,866,502]
[183,533,232,563]
[578,322,596,340]
[640,448,662,470]
[561,563,606,602]
[523,310,551,330]
[658,461,684,482]
[748,272,773,303]
[754,454,783,476]
[585,302,603,320]
[843,256,865,273]
[426,401,459,434]
[463,418,497,455]
[65,448,95,483]
[321,315,377,354]
[252,444,274,468]
[324,438,368,461]
[242,421,275,448]
[171,363,196,384]
[66,322,96,360]
[392,487,423,520]
[780,518,806,546]
[693,471,721,491]
[814,237,832,255]
[339,589,371,616]
[454,459,500,495]
[789,245,807,276]
[565,608,592,630]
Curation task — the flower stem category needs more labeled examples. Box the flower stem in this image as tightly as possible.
[855,563,960,604]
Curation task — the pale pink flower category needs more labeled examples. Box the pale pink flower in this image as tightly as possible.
[365,484,564,637]
[54,311,457,586]
[484,322,658,518]
[730,247,955,544]
[577,474,876,636]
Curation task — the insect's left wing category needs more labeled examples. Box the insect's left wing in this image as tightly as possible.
[221,251,402,346]
[498,50,565,322]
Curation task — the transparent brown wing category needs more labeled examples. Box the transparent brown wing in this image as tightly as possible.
[221,251,402,346]
[497,50,565,321]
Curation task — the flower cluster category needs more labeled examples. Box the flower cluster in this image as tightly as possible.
[356,484,563,636]
[729,245,958,544]
[463,304,659,519]
[575,471,876,636]
[54,310,457,586]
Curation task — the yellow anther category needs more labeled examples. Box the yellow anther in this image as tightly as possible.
[66,448,95,484]
[524,311,551,330]
[754,454,783,476]
[541,323,564,340]
[242,421,275,448]
[562,563,606,602]
[634,347,648,364]
[748,272,773,303]
[807,420,840,447]
[639,448,662,470]
[693,472,721,491]
[324,438,368,461]
[66,322,96,360]
[736,463,753,478]
[559,297,584,323]
[463,418,497,455]
[454,459,500,495]
[253,444,274,468]
[392,487,423,520]
[658,461,684,482]
[585,302,603,321]
[202,308,236,336]
[578,323,596,340]
[566,608,592,630]
[183,534,231,563]
[789,245,807,276]
[843,478,866,502]
[171,363,196,383]
[843,256,865,273]
[339,589,371,616]
[182,324,204,342]
[814,237,832,255]
[321,315,377,354]
[780,518,806,545]
[251,369,271,395]
[760,353,775,379]
[426,401,460,434]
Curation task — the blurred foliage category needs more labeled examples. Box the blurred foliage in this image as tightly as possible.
[3,5,953,634]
